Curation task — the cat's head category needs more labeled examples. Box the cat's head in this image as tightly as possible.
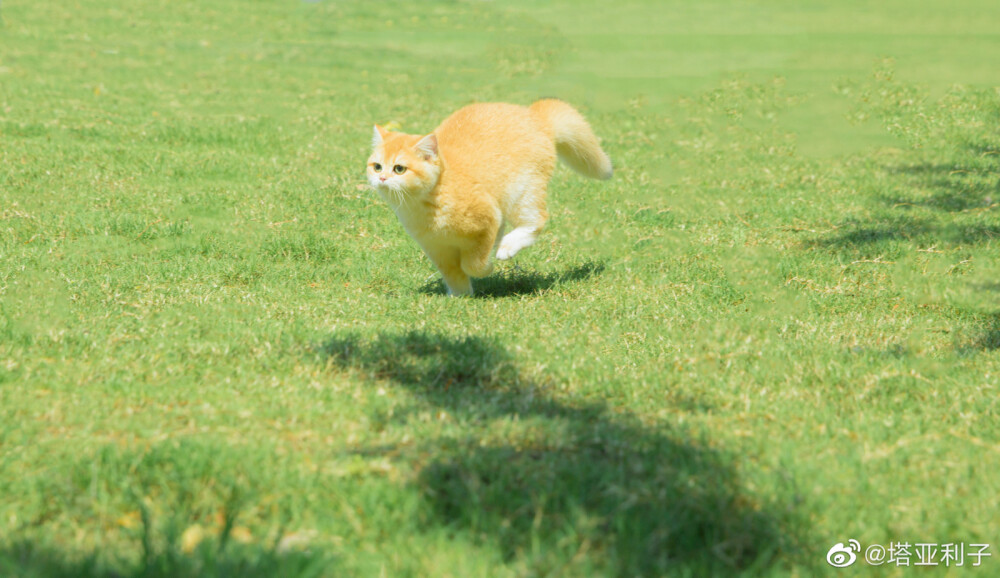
[367,125,440,202]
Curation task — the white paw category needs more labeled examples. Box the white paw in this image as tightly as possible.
[496,228,536,261]
[496,244,517,260]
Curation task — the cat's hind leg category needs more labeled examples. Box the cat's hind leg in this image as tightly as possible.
[497,191,547,261]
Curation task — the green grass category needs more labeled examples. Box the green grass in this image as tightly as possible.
[2,0,1000,575]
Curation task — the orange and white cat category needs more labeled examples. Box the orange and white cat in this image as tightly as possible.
[367,99,612,296]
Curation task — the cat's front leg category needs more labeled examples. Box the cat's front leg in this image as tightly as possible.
[459,229,497,280]
[424,245,473,297]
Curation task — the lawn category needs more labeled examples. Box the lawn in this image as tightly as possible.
[2,0,999,576]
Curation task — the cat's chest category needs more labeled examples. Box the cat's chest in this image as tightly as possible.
[392,200,447,235]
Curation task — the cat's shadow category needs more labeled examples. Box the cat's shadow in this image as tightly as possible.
[419,260,606,298]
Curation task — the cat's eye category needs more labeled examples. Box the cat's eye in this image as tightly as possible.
[393,165,407,175]
[373,163,383,172]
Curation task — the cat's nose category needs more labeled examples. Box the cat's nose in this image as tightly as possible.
[379,175,388,182]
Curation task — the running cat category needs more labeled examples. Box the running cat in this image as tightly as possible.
[367,99,612,296]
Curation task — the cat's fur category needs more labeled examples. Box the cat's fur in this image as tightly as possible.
[367,99,612,296]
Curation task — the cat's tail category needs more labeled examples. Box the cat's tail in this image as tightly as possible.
[531,99,613,180]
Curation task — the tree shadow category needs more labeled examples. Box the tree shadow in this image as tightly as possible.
[321,330,804,575]
[808,142,999,252]
[809,215,931,250]
[878,178,993,212]
[967,313,1000,352]
[0,440,337,578]
[419,260,606,298]
[0,537,332,578]
[878,146,998,212]
[809,217,1000,251]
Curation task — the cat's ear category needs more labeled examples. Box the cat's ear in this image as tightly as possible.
[372,125,386,148]
[415,133,438,160]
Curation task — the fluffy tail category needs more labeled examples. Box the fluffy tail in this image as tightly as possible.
[530,99,613,180]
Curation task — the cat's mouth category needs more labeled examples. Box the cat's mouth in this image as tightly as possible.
[372,180,411,205]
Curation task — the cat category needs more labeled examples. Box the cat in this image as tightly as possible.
[367,99,612,296]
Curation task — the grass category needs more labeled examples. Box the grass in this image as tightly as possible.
[2,0,1000,575]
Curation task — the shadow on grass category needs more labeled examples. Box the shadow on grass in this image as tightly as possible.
[322,330,802,575]
[808,211,1000,252]
[0,441,336,578]
[0,540,330,578]
[808,143,999,252]
[878,146,999,213]
[804,141,1000,353]
[419,260,605,298]
[971,313,1000,352]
